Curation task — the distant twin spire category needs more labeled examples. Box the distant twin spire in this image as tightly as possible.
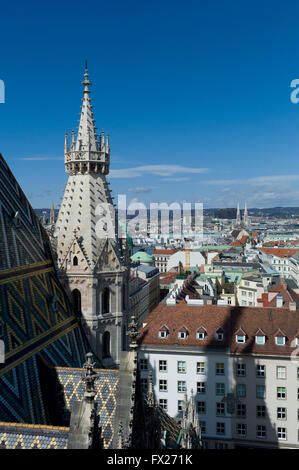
[236,202,249,227]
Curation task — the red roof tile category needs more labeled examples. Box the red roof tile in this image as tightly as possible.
[138,303,299,356]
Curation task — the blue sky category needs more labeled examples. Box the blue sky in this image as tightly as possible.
[1,0,299,209]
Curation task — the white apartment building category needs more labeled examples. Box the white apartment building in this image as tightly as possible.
[153,249,178,273]
[138,303,299,449]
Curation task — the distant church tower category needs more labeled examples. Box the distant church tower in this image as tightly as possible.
[55,65,130,366]
[50,202,55,225]
[236,202,241,226]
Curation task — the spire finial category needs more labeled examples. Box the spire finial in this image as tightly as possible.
[81,352,98,402]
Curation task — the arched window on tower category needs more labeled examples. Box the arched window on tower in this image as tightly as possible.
[72,289,81,317]
[102,287,110,314]
[102,331,110,358]
[73,256,78,266]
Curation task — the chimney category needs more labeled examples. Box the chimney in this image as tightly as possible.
[289,302,296,311]
[276,294,283,308]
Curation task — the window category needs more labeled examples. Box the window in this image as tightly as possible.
[140,378,148,392]
[177,361,186,373]
[178,330,188,339]
[159,379,167,392]
[256,365,265,377]
[197,382,206,394]
[178,400,183,412]
[237,384,246,398]
[216,383,225,396]
[255,335,265,345]
[102,287,110,314]
[215,329,225,341]
[242,301,247,306]
[257,405,266,418]
[277,366,286,379]
[102,331,110,358]
[159,399,168,411]
[237,423,246,436]
[140,359,148,370]
[216,363,224,375]
[237,404,246,418]
[73,256,78,266]
[244,281,249,287]
[159,360,167,372]
[242,290,247,296]
[276,336,286,346]
[216,422,225,435]
[256,385,266,399]
[216,402,225,416]
[277,407,286,420]
[277,387,286,399]
[277,427,286,440]
[197,401,206,414]
[257,425,266,438]
[297,388,299,400]
[158,330,168,338]
[199,421,206,434]
[215,442,228,449]
[228,297,232,305]
[196,330,207,340]
[197,362,205,374]
[297,367,299,380]
[178,381,186,393]
[236,335,246,344]
[236,363,246,377]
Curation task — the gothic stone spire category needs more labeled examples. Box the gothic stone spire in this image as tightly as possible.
[64,64,110,176]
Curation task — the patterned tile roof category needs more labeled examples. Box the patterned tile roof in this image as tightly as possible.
[56,367,118,449]
[0,422,69,449]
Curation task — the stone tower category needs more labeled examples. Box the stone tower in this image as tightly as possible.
[55,64,130,366]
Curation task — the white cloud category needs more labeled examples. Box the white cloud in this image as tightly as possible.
[203,174,299,186]
[127,187,152,193]
[110,165,209,179]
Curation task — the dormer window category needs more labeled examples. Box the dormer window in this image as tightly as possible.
[215,327,225,341]
[158,324,169,339]
[178,331,187,339]
[196,327,207,340]
[159,330,168,338]
[235,327,247,344]
[276,336,285,346]
[255,335,265,345]
[236,334,246,344]
[275,329,286,346]
[178,326,188,340]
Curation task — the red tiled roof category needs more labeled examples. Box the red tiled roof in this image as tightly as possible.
[260,247,299,258]
[153,249,178,255]
[138,303,299,356]
[258,280,298,308]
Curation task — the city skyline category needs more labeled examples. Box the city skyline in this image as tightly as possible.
[2,1,299,209]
